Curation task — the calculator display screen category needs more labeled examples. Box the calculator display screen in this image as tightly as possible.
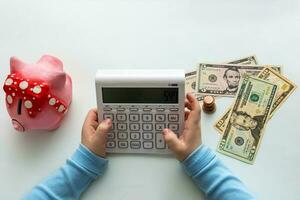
[102,88,178,104]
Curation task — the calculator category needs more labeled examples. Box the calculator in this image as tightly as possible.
[95,69,185,154]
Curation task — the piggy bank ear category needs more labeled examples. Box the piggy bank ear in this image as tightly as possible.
[38,55,63,71]
[10,57,25,73]
[48,72,67,89]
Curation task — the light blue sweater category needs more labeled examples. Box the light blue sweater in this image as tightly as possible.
[22,144,255,200]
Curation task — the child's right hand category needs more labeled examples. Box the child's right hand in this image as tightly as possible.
[163,93,202,161]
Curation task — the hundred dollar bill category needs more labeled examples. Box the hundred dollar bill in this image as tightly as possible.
[186,55,259,101]
[214,67,296,134]
[217,76,277,164]
[196,63,281,97]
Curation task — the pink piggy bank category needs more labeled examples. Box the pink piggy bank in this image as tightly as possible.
[3,55,72,132]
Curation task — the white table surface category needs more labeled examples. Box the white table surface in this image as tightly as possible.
[0,0,300,199]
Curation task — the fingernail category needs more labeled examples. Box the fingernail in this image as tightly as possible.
[163,128,169,134]
[104,118,111,124]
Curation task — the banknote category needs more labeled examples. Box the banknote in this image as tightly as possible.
[196,63,281,97]
[214,67,296,134]
[257,67,297,117]
[186,55,259,101]
[217,76,277,164]
[226,55,258,65]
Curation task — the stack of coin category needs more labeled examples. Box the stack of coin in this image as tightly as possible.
[202,95,216,114]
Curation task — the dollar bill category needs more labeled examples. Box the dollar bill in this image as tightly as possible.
[257,67,297,117]
[214,67,296,134]
[186,55,259,101]
[217,76,277,164]
[226,55,258,65]
[196,63,281,97]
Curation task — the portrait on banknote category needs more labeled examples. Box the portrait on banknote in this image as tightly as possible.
[230,111,264,142]
[222,66,241,94]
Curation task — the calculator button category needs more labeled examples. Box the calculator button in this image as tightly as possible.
[169,108,179,112]
[130,123,140,131]
[130,132,141,140]
[103,107,112,111]
[116,114,127,121]
[117,108,126,112]
[155,114,165,122]
[143,141,153,149]
[117,132,128,140]
[155,133,166,149]
[118,141,128,148]
[129,108,139,112]
[143,108,152,112]
[107,132,115,139]
[129,114,140,122]
[117,123,127,131]
[155,123,166,131]
[156,108,165,112]
[103,113,114,120]
[142,123,153,131]
[130,141,141,149]
[143,132,153,140]
[168,123,179,131]
[168,114,179,122]
[142,114,153,122]
[106,141,116,148]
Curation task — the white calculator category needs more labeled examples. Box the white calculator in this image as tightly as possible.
[95,69,185,154]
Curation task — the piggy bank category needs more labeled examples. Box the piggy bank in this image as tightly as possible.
[3,55,72,132]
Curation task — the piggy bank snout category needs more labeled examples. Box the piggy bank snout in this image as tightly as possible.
[12,119,25,132]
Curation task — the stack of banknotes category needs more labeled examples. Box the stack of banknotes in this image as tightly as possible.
[185,55,297,164]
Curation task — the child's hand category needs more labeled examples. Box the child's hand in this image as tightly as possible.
[163,93,202,161]
[81,108,112,158]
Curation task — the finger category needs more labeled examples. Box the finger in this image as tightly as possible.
[163,128,182,153]
[84,109,99,125]
[184,110,190,121]
[96,118,112,140]
[186,93,201,112]
[186,93,201,123]
[185,100,192,111]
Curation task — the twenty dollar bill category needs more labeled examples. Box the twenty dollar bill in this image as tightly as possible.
[215,67,296,134]
[217,76,277,164]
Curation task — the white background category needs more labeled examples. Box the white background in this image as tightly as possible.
[0,0,300,199]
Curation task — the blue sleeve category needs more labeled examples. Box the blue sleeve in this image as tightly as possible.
[181,145,255,200]
[22,144,108,200]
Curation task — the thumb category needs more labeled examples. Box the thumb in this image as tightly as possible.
[96,119,112,139]
[163,128,182,153]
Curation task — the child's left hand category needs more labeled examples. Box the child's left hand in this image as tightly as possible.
[81,108,112,158]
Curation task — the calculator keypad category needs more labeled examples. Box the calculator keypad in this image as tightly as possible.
[103,106,181,153]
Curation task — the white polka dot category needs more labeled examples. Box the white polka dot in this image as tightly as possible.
[24,100,33,109]
[29,111,32,115]
[6,95,13,104]
[9,88,11,91]
[12,93,15,96]
[19,81,28,90]
[32,85,42,94]
[49,98,56,105]
[58,105,65,112]
[5,78,13,85]
[48,94,51,98]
